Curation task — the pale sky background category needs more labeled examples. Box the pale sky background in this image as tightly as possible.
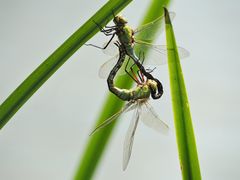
[0,0,240,180]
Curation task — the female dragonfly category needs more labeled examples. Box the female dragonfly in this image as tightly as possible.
[91,43,168,170]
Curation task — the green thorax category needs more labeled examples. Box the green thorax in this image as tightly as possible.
[131,84,151,100]
[118,25,134,49]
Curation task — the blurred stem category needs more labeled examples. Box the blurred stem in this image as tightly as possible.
[0,0,132,129]
[164,8,201,180]
[74,0,170,180]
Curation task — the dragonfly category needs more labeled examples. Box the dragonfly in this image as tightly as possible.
[86,11,190,79]
[91,44,168,170]
[91,65,168,170]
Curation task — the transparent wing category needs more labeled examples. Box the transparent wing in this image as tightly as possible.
[90,101,135,136]
[140,102,169,134]
[99,53,137,79]
[98,54,119,79]
[134,40,190,65]
[134,12,175,41]
[123,103,141,170]
[125,101,138,113]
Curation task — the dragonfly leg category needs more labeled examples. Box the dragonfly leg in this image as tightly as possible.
[105,25,118,28]
[125,56,143,84]
[111,10,116,19]
[130,65,141,84]
[101,29,115,35]
[92,20,118,38]
[102,33,116,49]
[136,69,144,83]
[99,29,115,35]
[130,51,145,83]
[138,51,145,83]
[85,33,116,50]
[102,30,116,35]
[146,67,156,73]
[93,20,115,32]
[124,56,130,71]
[124,57,139,84]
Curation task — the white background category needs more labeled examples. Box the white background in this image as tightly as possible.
[0,0,239,179]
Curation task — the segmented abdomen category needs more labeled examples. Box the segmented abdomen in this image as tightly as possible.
[107,45,132,101]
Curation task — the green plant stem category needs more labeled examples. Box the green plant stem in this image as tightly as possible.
[0,0,132,129]
[164,8,201,180]
[74,0,170,180]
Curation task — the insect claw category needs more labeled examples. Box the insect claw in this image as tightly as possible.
[111,9,116,17]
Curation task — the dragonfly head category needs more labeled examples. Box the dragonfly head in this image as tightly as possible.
[113,15,128,26]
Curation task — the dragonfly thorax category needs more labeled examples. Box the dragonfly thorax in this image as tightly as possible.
[117,25,134,49]
[131,84,151,100]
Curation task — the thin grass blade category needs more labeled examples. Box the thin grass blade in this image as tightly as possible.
[164,7,201,180]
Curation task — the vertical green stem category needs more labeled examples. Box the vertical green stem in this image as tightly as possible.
[164,8,201,180]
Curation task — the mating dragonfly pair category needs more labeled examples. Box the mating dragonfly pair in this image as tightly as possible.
[87,10,189,170]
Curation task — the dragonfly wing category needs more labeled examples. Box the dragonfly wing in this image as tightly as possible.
[140,102,169,134]
[134,42,168,65]
[125,102,138,113]
[98,54,119,79]
[123,103,141,170]
[90,101,135,135]
[166,45,190,59]
[134,12,175,41]
[99,54,134,78]
[134,41,190,65]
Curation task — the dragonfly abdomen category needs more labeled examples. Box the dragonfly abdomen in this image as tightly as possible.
[107,44,127,99]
